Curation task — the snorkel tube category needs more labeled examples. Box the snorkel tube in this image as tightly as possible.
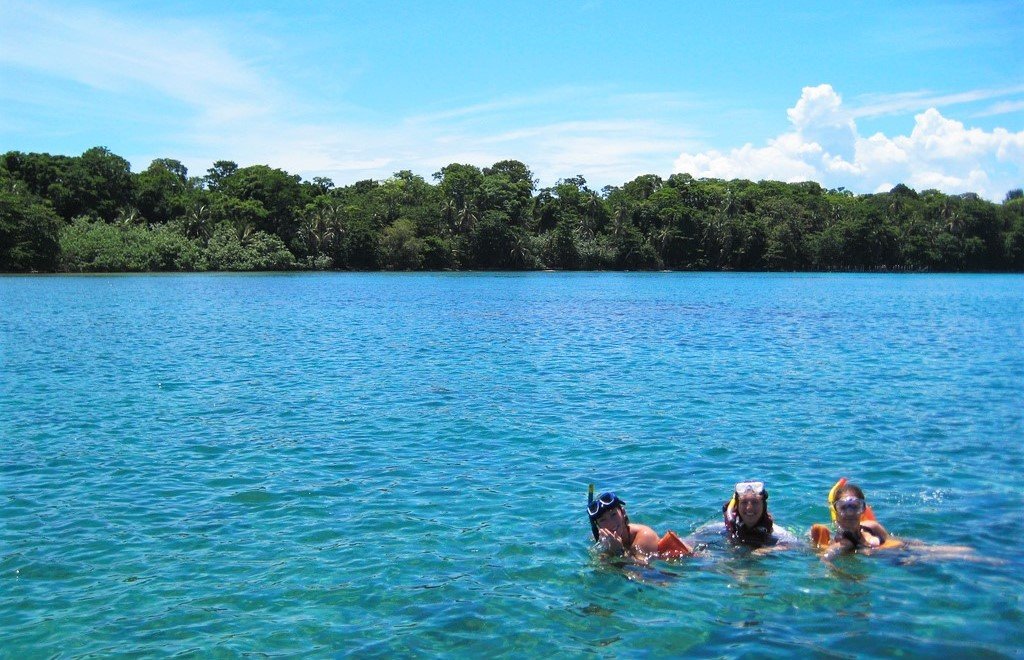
[588,483,599,541]
[723,492,738,531]
[827,478,848,524]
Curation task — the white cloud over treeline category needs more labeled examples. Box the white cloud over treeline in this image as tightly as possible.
[674,85,1024,201]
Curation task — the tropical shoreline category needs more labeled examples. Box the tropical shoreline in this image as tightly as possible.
[3,148,1022,274]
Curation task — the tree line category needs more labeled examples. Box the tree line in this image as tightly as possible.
[1,146,1022,273]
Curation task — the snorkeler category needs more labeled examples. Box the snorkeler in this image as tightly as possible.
[587,489,692,560]
[722,481,787,551]
[812,480,898,559]
[831,483,893,549]
[811,478,980,564]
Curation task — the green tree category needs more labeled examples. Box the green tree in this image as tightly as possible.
[202,225,295,271]
[434,163,483,235]
[45,147,135,222]
[380,218,425,270]
[0,181,62,272]
[204,160,238,190]
[468,210,531,269]
[217,165,304,244]
[135,158,192,224]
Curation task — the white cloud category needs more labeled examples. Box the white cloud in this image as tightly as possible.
[674,84,1024,200]
[203,111,692,190]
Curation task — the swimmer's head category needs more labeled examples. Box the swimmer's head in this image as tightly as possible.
[837,483,866,500]
[588,491,625,523]
[734,481,769,527]
[833,483,867,520]
[588,491,627,540]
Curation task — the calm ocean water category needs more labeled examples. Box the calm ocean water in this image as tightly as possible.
[2,272,1022,657]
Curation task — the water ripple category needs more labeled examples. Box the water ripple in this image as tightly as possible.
[1,272,1022,656]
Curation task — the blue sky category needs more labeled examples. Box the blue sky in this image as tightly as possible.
[1,0,1021,199]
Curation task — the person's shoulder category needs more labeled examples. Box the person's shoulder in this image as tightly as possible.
[629,523,659,539]
[629,523,661,552]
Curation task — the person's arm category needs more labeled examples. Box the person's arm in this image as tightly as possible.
[752,541,792,555]
[823,536,855,562]
[861,520,890,544]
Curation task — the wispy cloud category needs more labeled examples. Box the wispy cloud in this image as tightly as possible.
[975,100,1024,118]
[189,105,695,189]
[405,88,596,124]
[850,85,1024,119]
[0,1,282,123]
[0,0,699,187]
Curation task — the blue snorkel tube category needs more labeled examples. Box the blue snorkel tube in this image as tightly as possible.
[588,483,599,541]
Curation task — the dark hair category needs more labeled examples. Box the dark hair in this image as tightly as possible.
[838,483,866,501]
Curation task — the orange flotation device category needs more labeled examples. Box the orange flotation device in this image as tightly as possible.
[657,530,693,558]
[810,523,831,548]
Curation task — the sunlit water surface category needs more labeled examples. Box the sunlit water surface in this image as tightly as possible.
[2,273,1022,657]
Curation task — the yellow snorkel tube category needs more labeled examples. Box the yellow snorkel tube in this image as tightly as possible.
[828,477,848,524]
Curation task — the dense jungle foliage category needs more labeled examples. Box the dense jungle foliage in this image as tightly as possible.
[1,147,1021,273]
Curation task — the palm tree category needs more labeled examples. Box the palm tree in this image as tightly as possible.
[941,198,963,236]
[233,218,255,244]
[508,231,530,269]
[116,207,142,226]
[721,188,738,219]
[654,224,675,259]
[457,204,478,235]
[439,197,458,235]
[184,203,212,241]
[611,202,630,238]
[582,190,603,235]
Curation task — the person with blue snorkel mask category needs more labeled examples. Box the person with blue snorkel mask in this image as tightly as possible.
[587,488,691,559]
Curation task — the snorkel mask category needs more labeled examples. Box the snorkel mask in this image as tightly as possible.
[728,481,768,514]
[834,496,866,515]
[734,481,768,501]
[587,488,625,541]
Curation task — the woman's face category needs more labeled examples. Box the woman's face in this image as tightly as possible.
[834,493,866,527]
[737,494,764,526]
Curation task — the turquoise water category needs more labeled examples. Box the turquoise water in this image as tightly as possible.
[2,272,1022,657]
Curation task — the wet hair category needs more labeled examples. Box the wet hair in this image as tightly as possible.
[837,483,866,501]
